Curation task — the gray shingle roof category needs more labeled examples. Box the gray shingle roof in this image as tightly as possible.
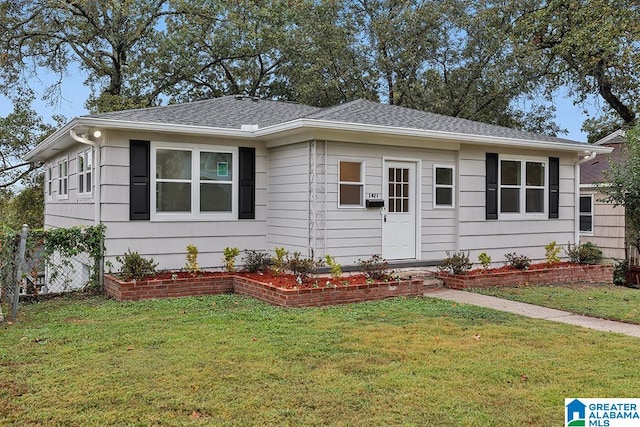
[581,141,626,184]
[88,95,322,129]
[307,99,581,144]
[87,95,583,145]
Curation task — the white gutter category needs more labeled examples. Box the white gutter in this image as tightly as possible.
[575,151,597,245]
[70,129,102,226]
[27,116,614,161]
[256,119,615,153]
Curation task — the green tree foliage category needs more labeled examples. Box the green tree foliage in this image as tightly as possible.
[513,0,640,130]
[0,90,57,189]
[0,177,44,231]
[4,0,640,139]
[2,0,178,113]
[599,125,640,251]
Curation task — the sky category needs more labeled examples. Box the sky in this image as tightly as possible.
[4,66,602,143]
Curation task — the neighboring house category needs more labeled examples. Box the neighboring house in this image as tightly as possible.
[580,130,626,261]
[25,96,611,270]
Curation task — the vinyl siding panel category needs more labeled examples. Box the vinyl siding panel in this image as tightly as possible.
[323,141,457,265]
[580,189,625,260]
[266,143,309,254]
[78,129,268,270]
[42,144,96,229]
[458,145,577,264]
[266,140,458,265]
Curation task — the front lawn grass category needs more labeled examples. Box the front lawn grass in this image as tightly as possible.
[473,282,640,324]
[1,294,639,426]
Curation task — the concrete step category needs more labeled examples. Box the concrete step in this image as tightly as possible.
[422,277,444,290]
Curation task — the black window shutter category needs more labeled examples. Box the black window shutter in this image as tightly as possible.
[486,153,498,220]
[130,140,150,220]
[238,147,255,219]
[549,156,559,219]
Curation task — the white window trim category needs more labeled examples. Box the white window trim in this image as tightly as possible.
[77,148,93,197]
[57,157,68,200]
[498,155,548,219]
[433,164,455,209]
[46,165,53,200]
[150,142,238,221]
[338,160,365,209]
[579,194,594,236]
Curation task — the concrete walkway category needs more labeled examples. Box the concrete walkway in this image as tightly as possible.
[426,288,640,338]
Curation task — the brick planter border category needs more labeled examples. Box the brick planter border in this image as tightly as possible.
[104,274,424,307]
[436,263,613,290]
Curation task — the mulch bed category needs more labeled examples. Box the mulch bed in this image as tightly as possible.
[464,262,582,276]
[140,270,371,290]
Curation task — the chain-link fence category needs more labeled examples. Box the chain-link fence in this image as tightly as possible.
[0,225,101,323]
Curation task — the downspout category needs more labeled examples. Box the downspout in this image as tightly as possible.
[575,151,597,245]
[70,129,102,225]
[70,129,104,290]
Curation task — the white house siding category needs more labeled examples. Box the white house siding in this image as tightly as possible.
[580,189,625,261]
[458,145,577,265]
[266,140,459,265]
[266,142,310,254]
[43,145,96,230]
[92,130,267,270]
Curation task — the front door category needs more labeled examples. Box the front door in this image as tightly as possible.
[382,161,417,260]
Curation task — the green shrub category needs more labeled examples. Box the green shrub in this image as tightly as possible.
[223,247,240,272]
[544,241,561,264]
[271,246,288,275]
[438,251,472,275]
[285,252,323,283]
[242,250,270,273]
[357,254,391,281]
[504,252,531,270]
[478,252,492,270]
[324,255,342,279]
[185,244,200,276]
[565,241,602,264]
[116,249,158,281]
[613,259,630,287]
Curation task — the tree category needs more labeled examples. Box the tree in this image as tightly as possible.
[599,125,640,253]
[348,0,561,134]
[1,176,44,230]
[161,0,296,101]
[2,0,179,113]
[267,0,379,106]
[513,0,640,132]
[0,90,58,189]
[2,0,575,134]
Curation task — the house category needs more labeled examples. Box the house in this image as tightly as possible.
[580,130,626,261]
[566,399,586,424]
[25,96,612,271]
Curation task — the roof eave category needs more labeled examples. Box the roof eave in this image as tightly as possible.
[26,116,613,163]
[25,117,255,162]
[80,117,251,136]
[257,119,614,153]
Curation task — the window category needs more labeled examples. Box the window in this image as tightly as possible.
[388,166,410,212]
[78,148,93,195]
[46,166,53,198]
[580,195,593,234]
[57,158,68,199]
[434,165,455,208]
[152,144,237,219]
[339,161,364,207]
[499,158,546,215]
